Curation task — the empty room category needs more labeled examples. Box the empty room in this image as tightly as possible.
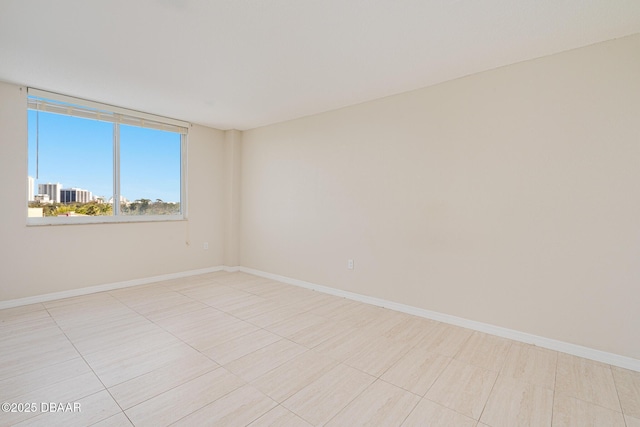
[1,1,639,426]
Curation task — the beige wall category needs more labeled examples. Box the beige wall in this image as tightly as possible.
[240,34,640,359]
[223,129,242,267]
[0,81,225,301]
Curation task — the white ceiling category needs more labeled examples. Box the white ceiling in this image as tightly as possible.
[1,1,639,130]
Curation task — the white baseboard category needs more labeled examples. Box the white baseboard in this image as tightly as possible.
[0,266,233,310]
[240,266,640,372]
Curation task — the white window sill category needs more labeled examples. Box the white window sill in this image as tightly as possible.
[27,215,185,226]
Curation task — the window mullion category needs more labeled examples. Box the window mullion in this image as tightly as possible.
[181,134,187,218]
[113,123,121,216]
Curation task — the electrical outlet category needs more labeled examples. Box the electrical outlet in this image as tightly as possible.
[347,259,354,270]
[203,242,209,250]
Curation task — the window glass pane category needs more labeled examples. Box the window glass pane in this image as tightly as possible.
[27,110,113,218]
[119,125,181,216]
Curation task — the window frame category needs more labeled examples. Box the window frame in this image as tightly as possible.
[26,89,189,226]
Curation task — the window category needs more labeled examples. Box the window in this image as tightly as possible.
[27,89,188,224]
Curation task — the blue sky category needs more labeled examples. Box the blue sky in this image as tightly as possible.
[28,110,181,203]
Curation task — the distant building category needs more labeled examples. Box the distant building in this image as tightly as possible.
[38,183,62,203]
[34,194,51,204]
[60,188,93,204]
[28,176,35,202]
[108,195,129,205]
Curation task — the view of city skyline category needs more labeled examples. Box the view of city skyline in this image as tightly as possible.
[27,109,182,203]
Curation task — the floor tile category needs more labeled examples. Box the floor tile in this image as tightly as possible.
[279,292,336,313]
[312,326,378,361]
[325,379,420,426]
[242,279,302,298]
[0,327,69,359]
[0,325,65,354]
[90,412,134,426]
[68,322,167,356]
[343,335,412,377]
[141,300,209,322]
[480,376,553,427]
[500,343,557,389]
[380,348,451,396]
[247,405,312,427]
[202,329,282,365]
[454,331,511,372]
[13,389,121,427]
[178,283,241,302]
[246,306,306,329]
[226,298,291,321]
[555,353,621,411]
[110,286,177,308]
[282,363,376,425]
[172,385,277,426]
[228,278,286,294]
[359,310,411,337]
[59,311,148,341]
[46,296,134,325]
[382,316,437,344]
[401,398,476,427]
[252,350,338,402]
[256,286,313,302]
[414,323,472,357]
[224,339,307,382]
[201,289,268,310]
[124,368,245,426]
[42,292,118,309]
[1,372,105,425]
[612,366,640,418]
[152,307,235,339]
[216,292,273,313]
[308,297,361,318]
[108,352,218,409]
[266,312,328,338]
[287,318,354,349]
[0,316,58,337]
[425,359,497,420]
[0,304,49,326]
[0,336,79,381]
[552,394,625,427]
[260,285,319,302]
[86,341,202,388]
[0,357,91,402]
[330,303,388,329]
[215,272,269,286]
[78,327,181,366]
[156,307,260,351]
[0,303,46,317]
[186,317,260,351]
[109,286,167,300]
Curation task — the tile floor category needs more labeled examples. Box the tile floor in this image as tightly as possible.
[0,271,638,426]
